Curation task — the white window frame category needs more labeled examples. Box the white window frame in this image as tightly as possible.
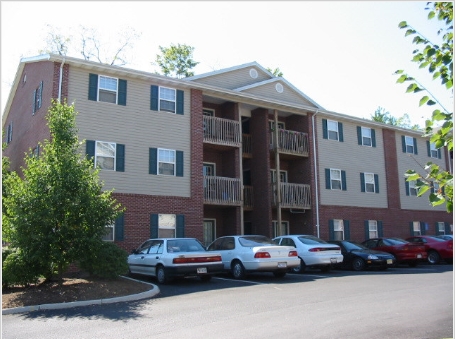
[158,214,176,238]
[413,221,421,235]
[272,220,289,237]
[368,220,378,239]
[361,127,372,146]
[203,108,214,116]
[95,141,116,171]
[429,142,439,158]
[405,136,414,154]
[102,223,114,241]
[364,173,375,193]
[330,169,342,190]
[271,169,288,183]
[333,219,344,240]
[409,180,418,196]
[159,86,176,113]
[433,181,440,194]
[203,219,216,246]
[158,148,176,176]
[98,75,118,104]
[437,222,445,235]
[203,162,216,176]
[327,119,339,141]
[269,120,285,131]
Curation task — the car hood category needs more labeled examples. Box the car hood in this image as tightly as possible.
[352,249,393,257]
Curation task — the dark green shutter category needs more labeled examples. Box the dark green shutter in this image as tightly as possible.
[364,220,369,240]
[421,222,426,235]
[150,85,159,111]
[176,90,184,115]
[149,148,157,174]
[114,214,124,241]
[88,74,98,101]
[374,174,379,193]
[338,122,344,142]
[371,129,376,147]
[176,151,183,177]
[325,169,331,189]
[329,220,334,240]
[357,126,362,145]
[118,79,127,106]
[438,149,441,159]
[344,220,350,240]
[409,222,414,235]
[401,136,406,153]
[378,221,383,237]
[445,222,450,234]
[116,144,125,172]
[37,81,43,109]
[435,222,439,235]
[426,141,431,157]
[176,215,185,237]
[341,170,347,191]
[32,89,37,114]
[150,214,158,238]
[405,180,410,196]
[322,119,328,139]
[413,137,418,155]
[360,173,365,192]
[86,140,95,162]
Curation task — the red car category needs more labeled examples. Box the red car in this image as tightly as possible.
[362,238,427,267]
[406,236,453,265]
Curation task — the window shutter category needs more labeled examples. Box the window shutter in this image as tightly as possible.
[374,174,379,193]
[426,141,431,157]
[371,129,376,147]
[338,122,344,142]
[364,220,369,240]
[401,136,406,153]
[444,222,450,234]
[344,220,350,240]
[116,144,125,172]
[114,214,124,241]
[150,214,158,238]
[378,221,383,237]
[409,222,414,235]
[325,169,331,189]
[176,151,184,177]
[149,148,157,175]
[405,179,410,196]
[356,126,362,145]
[341,170,347,191]
[360,173,365,192]
[413,137,418,155]
[150,85,159,111]
[176,214,185,237]
[32,89,37,114]
[329,220,334,240]
[38,81,43,109]
[438,149,441,159]
[434,222,440,235]
[421,222,426,235]
[118,79,127,106]
[176,90,184,115]
[86,140,95,162]
[88,74,98,101]
[322,119,328,139]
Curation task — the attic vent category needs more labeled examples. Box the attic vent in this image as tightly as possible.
[249,68,258,79]
[275,83,284,93]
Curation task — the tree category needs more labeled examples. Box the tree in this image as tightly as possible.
[370,106,421,130]
[154,43,199,78]
[39,25,141,66]
[395,2,453,213]
[267,67,284,77]
[3,101,124,283]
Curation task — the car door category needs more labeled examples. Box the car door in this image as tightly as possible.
[142,240,164,276]
[129,240,154,274]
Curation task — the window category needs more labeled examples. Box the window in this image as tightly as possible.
[269,120,285,131]
[327,120,339,140]
[98,76,118,103]
[159,87,176,113]
[271,170,288,183]
[203,219,216,246]
[407,180,418,196]
[150,86,184,114]
[272,221,289,237]
[158,214,176,238]
[102,223,114,241]
[323,119,344,142]
[88,74,127,105]
[95,141,116,170]
[368,220,378,238]
[6,122,12,144]
[357,126,376,147]
[402,135,417,154]
[326,168,347,190]
[437,222,445,235]
[432,181,440,194]
[149,148,183,176]
[361,172,379,193]
[32,145,40,158]
[427,141,441,159]
[412,221,421,235]
[333,219,344,240]
[158,149,176,175]
[203,109,214,116]
[33,81,43,114]
[203,163,215,176]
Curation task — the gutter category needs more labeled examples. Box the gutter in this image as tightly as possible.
[58,57,66,102]
[311,110,320,238]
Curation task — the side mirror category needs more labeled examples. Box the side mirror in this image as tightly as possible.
[131,249,137,254]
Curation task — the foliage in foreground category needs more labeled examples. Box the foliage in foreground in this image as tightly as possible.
[79,242,129,279]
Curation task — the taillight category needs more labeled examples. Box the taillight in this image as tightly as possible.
[173,256,222,264]
[289,250,298,257]
[309,247,324,252]
[254,252,271,258]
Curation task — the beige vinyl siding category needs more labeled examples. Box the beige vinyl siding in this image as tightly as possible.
[396,132,446,211]
[240,82,317,107]
[68,67,191,197]
[317,116,388,208]
[191,67,270,90]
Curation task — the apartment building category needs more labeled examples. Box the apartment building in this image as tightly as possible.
[2,54,452,252]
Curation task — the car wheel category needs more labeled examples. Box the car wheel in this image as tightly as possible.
[427,250,440,265]
[231,260,245,279]
[352,257,365,271]
[200,275,212,282]
[292,259,306,273]
[156,265,169,284]
[320,265,331,272]
[273,271,286,278]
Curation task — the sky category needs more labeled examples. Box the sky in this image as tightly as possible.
[1,1,452,127]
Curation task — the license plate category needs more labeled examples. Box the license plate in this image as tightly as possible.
[277,262,287,268]
[330,258,337,264]
[417,254,422,258]
[197,267,207,274]
[387,259,393,264]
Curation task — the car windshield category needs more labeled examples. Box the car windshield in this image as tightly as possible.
[239,236,273,247]
[424,236,447,242]
[384,238,408,245]
[343,241,368,251]
[166,239,205,252]
[298,236,328,245]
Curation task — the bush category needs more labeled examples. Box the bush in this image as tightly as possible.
[79,242,129,279]
[2,249,41,288]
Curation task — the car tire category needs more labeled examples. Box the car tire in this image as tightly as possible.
[292,259,306,273]
[427,250,440,265]
[200,275,212,282]
[352,257,365,271]
[273,271,287,278]
[231,260,245,279]
[156,265,169,284]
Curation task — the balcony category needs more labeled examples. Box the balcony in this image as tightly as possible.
[203,116,241,147]
[243,185,253,210]
[271,182,311,209]
[204,176,242,206]
[270,129,309,156]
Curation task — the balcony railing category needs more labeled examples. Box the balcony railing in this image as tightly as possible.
[204,176,242,206]
[271,182,311,209]
[270,129,309,156]
[203,116,241,147]
[243,185,253,209]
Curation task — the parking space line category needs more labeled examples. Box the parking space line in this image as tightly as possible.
[213,276,266,285]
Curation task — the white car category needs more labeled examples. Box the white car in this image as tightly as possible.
[127,238,224,284]
[206,235,300,279]
[273,235,343,273]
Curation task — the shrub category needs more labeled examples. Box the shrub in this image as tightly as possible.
[79,242,129,279]
[2,249,41,288]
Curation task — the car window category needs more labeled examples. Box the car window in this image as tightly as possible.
[363,239,377,248]
[343,241,368,251]
[207,238,224,251]
[239,236,273,247]
[148,240,164,254]
[281,238,296,247]
[386,238,408,245]
[298,236,328,245]
[221,237,235,250]
[425,236,446,242]
[137,240,154,254]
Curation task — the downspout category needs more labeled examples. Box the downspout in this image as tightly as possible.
[58,58,66,102]
[311,109,320,238]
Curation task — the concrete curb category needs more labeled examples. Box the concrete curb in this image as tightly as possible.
[2,276,159,315]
